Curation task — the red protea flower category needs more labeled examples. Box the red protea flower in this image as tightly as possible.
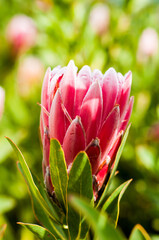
[40,60,133,199]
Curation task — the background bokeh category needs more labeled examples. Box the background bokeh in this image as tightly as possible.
[1,0,159,239]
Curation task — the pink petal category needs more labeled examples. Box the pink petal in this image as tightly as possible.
[85,138,101,175]
[41,67,51,129]
[48,67,67,111]
[74,66,91,116]
[92,69,103,84]
[41,67,50,110]
[63,116,86,167]
[60,60,77,119]
[98,105,120,161]
[43,131,50,167]
[108,131,123,165]
[80,80,103,145]
[102,68,118,122]
[118,71,132,119]
[119,96,134,131]
[49,90,68,145]
[95,164,109,191]
[40,113,44,142]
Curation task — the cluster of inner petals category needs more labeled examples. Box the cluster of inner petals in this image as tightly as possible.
[40,60,133,195]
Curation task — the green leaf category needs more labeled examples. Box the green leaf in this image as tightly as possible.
[17,163,66,240]
[102,179,132,227]
[69,195,126,240]
[19,223,56,240]
[6,137,66,240]
[6,137,59,222]
[32,173,64,224]
[50,139,68,211]
[0,195,16,214]
[67,151,93,240]
[129,224,151,240]
[97,124,131,208]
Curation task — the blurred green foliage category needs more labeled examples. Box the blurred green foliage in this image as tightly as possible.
[1,0,159,239]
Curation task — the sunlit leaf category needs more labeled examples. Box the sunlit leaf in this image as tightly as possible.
[69,195,126,240]
[6,137,66,240]
[102,179,132,227]
[129,224,151,240]
[67,151,93,240]
[17,162,67,240]
[50,138,68,211]
[19,223,56,240]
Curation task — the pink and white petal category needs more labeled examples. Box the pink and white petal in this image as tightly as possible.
[119,96,134,131]
[118,71,132,119]
[85,138,101,175]
[80,80,103,145]
[41,68,51,128]
[63,116,86,167]
[78,65,91,80]
[60,60,77,119]
[49,90,68,145]
[41,67,51,109]
[48,73,64,112]
[74,67,91,116]
[92,69,103,84]
[102,68,118,122]
[98,105,120,161]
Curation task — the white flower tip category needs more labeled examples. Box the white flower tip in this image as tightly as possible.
[125,70,132,86]
[67,60,76,69]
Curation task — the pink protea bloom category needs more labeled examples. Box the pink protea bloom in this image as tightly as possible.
[137,28,159,62]
[0,87,5,119]
[89,3,110,36]
[6,14,37,54]
[40,60,133,198]
[17,56,44,97]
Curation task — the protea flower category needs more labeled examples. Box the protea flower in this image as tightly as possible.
[6,14,37,54]
[40,60,133,199]
[89,3,110,36]
[17,56,44,97]
[137,28,159,62]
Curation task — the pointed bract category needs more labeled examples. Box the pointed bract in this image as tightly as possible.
[80,81,103,144]
[63,117,86,167]
[60,60,77,119]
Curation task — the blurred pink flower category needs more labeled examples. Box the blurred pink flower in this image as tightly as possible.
[17,56,45,97]
[6,14,37,54]
[148,123,159,142]
[89,4,110,36]
[137,28,159,62]
[0,87,5,119]
[40,60,133,198]
[36,0,52,11]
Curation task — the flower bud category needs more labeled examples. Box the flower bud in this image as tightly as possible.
[40,60,133,198]
[6,14,37,54]
[17,56,44,97]
[137,28,159,62]
[89,4,110,36]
